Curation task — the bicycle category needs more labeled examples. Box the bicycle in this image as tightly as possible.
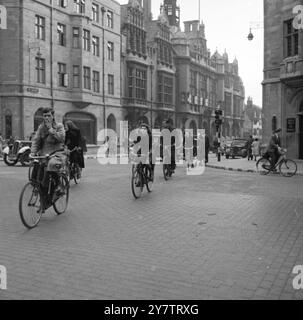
[19,153,70,229]
[256,149,297,177]
[130,148,154,199]
[67,147,82,185]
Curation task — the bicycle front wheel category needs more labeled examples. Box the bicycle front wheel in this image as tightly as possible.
[53,175,70,215]
[19,183,42,229]
[131,165,143,199]
[279,159,297,177]
[256,158,271,175]
[145,166,153,193]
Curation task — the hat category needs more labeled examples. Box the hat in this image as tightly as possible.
[274,128,282,133]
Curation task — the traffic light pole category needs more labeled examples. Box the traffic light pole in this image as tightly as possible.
[215,108,222,162]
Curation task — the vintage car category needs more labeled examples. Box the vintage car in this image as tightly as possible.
[225,139,249,159]
[2,140,32,166]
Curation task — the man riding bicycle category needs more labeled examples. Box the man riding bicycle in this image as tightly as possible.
[130,122,155,182]
[30,107,66,194]
[160,119,176,173]
[267,128,282,170]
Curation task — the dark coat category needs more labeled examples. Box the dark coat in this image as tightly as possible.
[267,134,281,153]
[65,129,85,168]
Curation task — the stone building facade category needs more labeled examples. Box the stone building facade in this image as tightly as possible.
[0,0,121,144]
[263,0,303,159]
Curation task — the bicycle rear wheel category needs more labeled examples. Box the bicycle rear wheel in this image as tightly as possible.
[19,182,42,229]
[131,165,143,199]
[163,164,170,181]
[279,159,297,177]
[256,158,271,175]
[53,175,70,215]
[73,165,82,184]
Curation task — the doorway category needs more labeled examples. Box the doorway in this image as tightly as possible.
[299,115,303,159]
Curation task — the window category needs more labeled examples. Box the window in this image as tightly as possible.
[107,41,114,61]
[83,29,90,51]
[107,10,114,28]
[135,69,146,100]
[35,57,45,84]
[158,73,172,104]
[128,67,134,98]
[284,19,299,57]
[92,36,100,56]
[83,66,91,90]
[58,63,68,87]
[35,15,45,40]
[74,0,85,14]
[92,3,99,22]
[72,27,80,48]
[57,23,66,46]
[92,71,100,93]
[73,65,80,88]
[57,0,68,8]
[108,74,114,95]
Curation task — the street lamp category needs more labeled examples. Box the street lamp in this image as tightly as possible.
[247,22,263,41]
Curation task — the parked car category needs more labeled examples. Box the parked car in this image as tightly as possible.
[222,140,233,156]
[225,139,249,159]
[2,140,32,166]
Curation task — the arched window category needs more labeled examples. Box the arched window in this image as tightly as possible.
[64,112,96,145]
[5,111,12,139]
[107,114,116,132]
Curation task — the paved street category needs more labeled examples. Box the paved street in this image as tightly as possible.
[0,159,303,300]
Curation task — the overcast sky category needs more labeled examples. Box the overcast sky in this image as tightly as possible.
[119,0,264,107]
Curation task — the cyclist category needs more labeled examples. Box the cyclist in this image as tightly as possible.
[160,119,176,173]
[64,120,85,176]
[30,107,66,195]
[130,122,155,182]
[267,128,282,170]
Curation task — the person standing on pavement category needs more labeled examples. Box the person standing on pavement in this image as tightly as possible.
[205,133,210,164]
[247,135,253,161]
[252,138,260,162]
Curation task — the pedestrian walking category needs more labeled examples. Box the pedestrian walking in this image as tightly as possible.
[252,138,260,161]
[247,135,253,161]
[205,133,210,164]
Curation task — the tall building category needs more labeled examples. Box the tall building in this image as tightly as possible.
[0,0,121,144]
[263,0,303,159]
[121,0,176,130]
[172,20,245,141]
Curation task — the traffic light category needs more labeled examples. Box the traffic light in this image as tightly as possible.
[215,109,223,129]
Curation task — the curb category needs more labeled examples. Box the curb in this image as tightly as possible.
[206,164,303,176]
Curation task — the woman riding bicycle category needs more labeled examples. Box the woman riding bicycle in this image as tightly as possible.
[64,120,85,172]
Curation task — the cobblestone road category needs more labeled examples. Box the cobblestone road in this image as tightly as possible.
[0,159,303,300]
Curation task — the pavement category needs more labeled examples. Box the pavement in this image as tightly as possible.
[206,153,303,176]
[0,159,303,300]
